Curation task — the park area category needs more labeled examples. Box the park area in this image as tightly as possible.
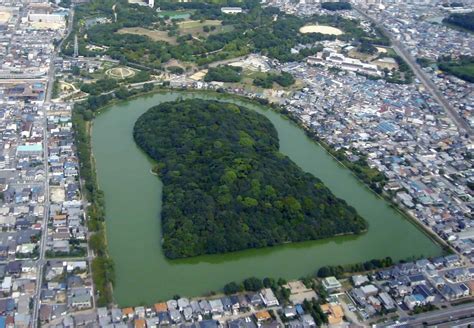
[117,27,178,44]
[117,20,232,45]
[105,67,136,79]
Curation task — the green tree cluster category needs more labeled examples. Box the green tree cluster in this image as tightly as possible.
[443,11,474,31]
[204,65,242,82]
[80,78,118,95]
[253,72,295,88]
[316,257,393,278]
[302,299,328,326]
[438,55,474,83]
[133,99,366,259]
[321,2,352,11]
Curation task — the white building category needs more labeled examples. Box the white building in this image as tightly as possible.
[260,288,279,307]
[221,7,243,14]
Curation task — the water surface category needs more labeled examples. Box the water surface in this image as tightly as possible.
[92,91,442,306]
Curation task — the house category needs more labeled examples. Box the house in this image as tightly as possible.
[379,292,396,311]
[220,7,242,14]
[360,284,378,298]
[209,299,224,314]
[183,306,193,321]
[255,311,271,322]
[322,276,341,292]
[409,274,426,286]
[404,294,423,310]
[228,317,257,328]
[134,318,146,328]
[177,298,190,311]
[260,288,279,307]
[352,275,369,287]
[283,307,297,318]
[414,284,435,304]
[134,306,146,318]
[169,309,181,323]
[230,295,240,311]
[199,300,211,314]
[248,293,263,307]
[167,299,178,310]
[158,312,170,325]
[321,303,344,325]
[122,307,134,320]
[154,302,168,313]
[300,314,316,327]
[111,308,122,323]
[70,293,92,310]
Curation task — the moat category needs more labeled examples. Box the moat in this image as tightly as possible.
[91,91,442,306]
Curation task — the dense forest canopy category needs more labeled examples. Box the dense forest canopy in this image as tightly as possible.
[133,99,367,259]
[63,0,389,67]
[443,12,474,32]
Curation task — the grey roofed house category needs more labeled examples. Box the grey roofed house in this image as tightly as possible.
[183,306,193,321]
[178,297,190,310]
[221,296,233,310]
[190,300,201,314]
[170,308,182,323]
[301,314,316,327]
[199,299,212,314]
[97,307,108,318]
[248,293,263,306]
[230,295,240,309]
[287,320,305,328]
[74,312,97,326]
[63,315,74,328]
[99,315,111,326]
[200,320,219,328]
[228,317,257,328]
[284,306,297,318]
[111,308,122,323]
[209,298,224,313]
[146,317,159,327]
[238,294,249,308]
[167,299,178,310]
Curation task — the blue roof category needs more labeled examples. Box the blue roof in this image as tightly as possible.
[296,304,304,314]
[0,316,5,328]
[413,294,425,302]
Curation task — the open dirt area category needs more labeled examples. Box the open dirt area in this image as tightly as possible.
[299,25,343,35]
[30,21,65,30]
[0,11,11,24]
[117,27,177,44]
[189,69,208,81]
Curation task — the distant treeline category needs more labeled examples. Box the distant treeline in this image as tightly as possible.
[316,257,394,278]
[443,11,474,32]
[321,2,352,11]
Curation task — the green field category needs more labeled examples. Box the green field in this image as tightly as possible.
[439,57,474,83]
[158,10,193,20]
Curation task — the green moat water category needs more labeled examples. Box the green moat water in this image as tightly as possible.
[91,91,442,306]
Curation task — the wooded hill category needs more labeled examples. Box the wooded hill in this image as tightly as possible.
[133,99,367,258]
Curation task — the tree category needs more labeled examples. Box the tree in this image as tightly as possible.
[243,277,264,291]
[224,282,243,294]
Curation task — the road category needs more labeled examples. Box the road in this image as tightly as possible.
[354,7,473,136]
[379,303,474,327]
[31,6,75,327]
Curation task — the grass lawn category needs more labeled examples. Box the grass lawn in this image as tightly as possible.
[117,27,178,45]
[158,10,193,20]
[178,20,233,38]
[439,60,474,83]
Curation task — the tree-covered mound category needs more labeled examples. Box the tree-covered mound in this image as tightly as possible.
[133,99,367,259]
